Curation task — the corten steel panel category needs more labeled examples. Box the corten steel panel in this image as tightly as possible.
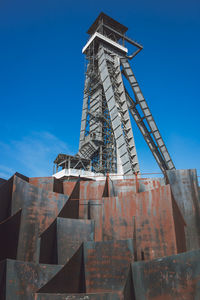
[101,196,137,241]
[123,266,136,300]
[38,244,85,294]
[171,197,187,253]
[107,177,165,197]
[39,219,57,264]
[14,172,29,182]
[0,176,13,222]
[63,179,80,199]
[29,177,63,194]
[40,198,83,264]
[111,178,137,197]
[134,185,179,261]
[138,177,165,193]
[57,218,95,264]
[79,180,106,200]
[35,293,123,300]
[132,249,200,300]
[88,199,103,241]
[0,259,62,300]
[88,195,136,242]
[166,169,200,251]
[11,175,69,262]
[79,199,90,219]
[58,198,79,219]
[0,260,6,299]
[103,176,117,197]
[0,178,6,185]
[40,217,94,265]
[84,239,134,293]
[0,209,21,261]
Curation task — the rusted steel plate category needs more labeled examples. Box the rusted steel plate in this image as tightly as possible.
[138,177,165,193]
[108,177,165,196]
[0,260,6,299]
[63,179,79,196]
[0,209,21,261]
[11,174,69,262]
[79,180,106,200]
[57,218,94,264]
[0,259,62,300]
[111,178,137,196]
[101,196,136,241]
[82,195,136,242]
[0,176,13,222]
[0,178,6,185]
[39,219,57,264]
[29,177,63,193]
[38,240,134,294]
[40,216,93,265]
[123,266,136,300]
[38,244,85,294]
[135,185,180,260]
[35,292,123,300]
[58,198,79,219]
[132,249,200,300]
[88,199,103,241]
[84,239,134,292]
[79,198,90,219]
[166,169,200,251]
[85,184,184,253]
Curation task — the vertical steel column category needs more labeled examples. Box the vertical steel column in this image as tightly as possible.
[98,46,134,175]
[79,74,90,150]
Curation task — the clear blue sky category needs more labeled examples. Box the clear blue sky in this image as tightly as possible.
[0,0,199,179]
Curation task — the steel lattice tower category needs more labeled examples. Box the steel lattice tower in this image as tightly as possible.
[77,12,175,175]
[54,12,175,176]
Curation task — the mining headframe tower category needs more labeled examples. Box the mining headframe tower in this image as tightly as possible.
[0,12,200,300]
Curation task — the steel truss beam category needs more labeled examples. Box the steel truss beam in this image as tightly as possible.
[121,58,175,172]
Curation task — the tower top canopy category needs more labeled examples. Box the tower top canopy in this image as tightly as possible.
[87,12,128,36]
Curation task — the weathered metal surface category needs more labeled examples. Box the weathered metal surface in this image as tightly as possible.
[134,185,182,260]
[0,178,6,185]
[123,266,136,300]
[38,244,85,293]
[100,196,136,241]
[58,198,79,219]
[166,169,200,250]
[57,218,94,264]
[79,184,186,254]
[105,176,165,197]
[38,240,134,295]
[0,259,62,300]
[84,239,134,292]
[63,179,79,196]
[39,219,57,264]
[87,199,103,241]
[132,249,200,300]
[0,260,6,299]
[11,174,69,262]
[0,176,13,222]
[0,166,198,299]
[110,178,136,196]
[0,209,21,261]
[29,177,63,193]
[40,217,94,265]
[79,180,106,200]
[138,177,165,193]
[35,292,122,300]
